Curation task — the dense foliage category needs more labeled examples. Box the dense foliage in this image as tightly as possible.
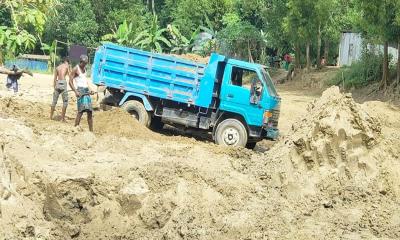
[0,0,399,89]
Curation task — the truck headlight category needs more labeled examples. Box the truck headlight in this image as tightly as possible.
[263,111,273,124]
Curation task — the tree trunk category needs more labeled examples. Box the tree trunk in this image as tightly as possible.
[381,41,389,90]
[397,40,400,88]
[306,40,311,71]
[295,43,301,69]
[151,0,155,15]
[324,39,329,64]
[317,23,322,69]
[247,41,254,63]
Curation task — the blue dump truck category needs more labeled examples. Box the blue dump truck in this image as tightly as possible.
[92,43,280,148]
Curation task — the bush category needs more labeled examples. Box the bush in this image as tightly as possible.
[329,48,385,89]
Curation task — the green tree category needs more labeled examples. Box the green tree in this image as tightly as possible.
[285,0,318,70]
[43,0,98,47]
[0,0,56,62]
[261,0,290,51]
[161,0,233,36]
[394,1,400,87]
[355,0,400,90]
[218,21,263,62]
[91,0,150,38]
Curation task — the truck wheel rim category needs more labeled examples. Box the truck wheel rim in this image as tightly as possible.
[127,110,139,120]
[223,127,240,145]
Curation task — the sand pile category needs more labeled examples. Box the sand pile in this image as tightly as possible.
[94,108,158,139]
[171,53,210,64]
[225,86,400,238]
[289,86,381,175]
[2,81,400,239]
[254,87,385,192]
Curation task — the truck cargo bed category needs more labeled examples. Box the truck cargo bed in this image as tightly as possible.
[92,44,209,106]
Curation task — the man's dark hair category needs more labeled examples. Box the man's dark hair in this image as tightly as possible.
[64,57,70,63]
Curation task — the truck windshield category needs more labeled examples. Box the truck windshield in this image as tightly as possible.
[261,68,278,97]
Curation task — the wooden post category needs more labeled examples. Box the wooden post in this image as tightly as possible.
[54,40,58,72]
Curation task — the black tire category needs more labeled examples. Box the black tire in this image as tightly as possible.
[121,100,150,127]
[245,142,257,149]
[215,119,248,148]
[150,116,164,131]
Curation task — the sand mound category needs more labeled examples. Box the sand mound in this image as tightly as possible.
[231,87,388,197]
[94,108,157,139]
[2,81,400,239]
[225,87,400,238]
[262,87,384,190]
[289,86,381,174]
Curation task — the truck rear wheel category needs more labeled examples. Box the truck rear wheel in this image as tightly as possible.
[122,100,150,127]
[215,119,248,148]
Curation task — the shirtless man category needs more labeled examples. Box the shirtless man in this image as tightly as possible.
[50,57,70,121]
[69,55,95,132]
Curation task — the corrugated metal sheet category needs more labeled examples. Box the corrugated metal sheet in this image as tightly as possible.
[338,32,363,66]
[339,32,399,66]
[5,59,48,72]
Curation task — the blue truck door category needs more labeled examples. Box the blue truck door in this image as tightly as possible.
[219,64,265,126]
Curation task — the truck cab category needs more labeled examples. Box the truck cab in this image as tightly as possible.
[212,58,280,147]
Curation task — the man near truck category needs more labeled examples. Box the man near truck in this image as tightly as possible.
[50,57,70,122]
[69,55,95,132]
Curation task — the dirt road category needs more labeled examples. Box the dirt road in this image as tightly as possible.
[0,73,400,239]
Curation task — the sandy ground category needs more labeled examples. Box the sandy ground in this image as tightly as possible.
[0,72,400,239]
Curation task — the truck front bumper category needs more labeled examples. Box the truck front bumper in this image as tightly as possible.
[265,128,279,140]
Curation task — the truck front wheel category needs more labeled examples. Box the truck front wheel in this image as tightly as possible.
[215,119,248,148]
[122,100,150,127]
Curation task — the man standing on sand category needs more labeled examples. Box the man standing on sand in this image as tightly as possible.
[50,57,70,122]
[1,65,33,93]
[69,55,95,132]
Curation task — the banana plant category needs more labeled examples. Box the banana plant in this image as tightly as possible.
[199,15,218,53]
[41,40,62,71]
[168,25,200,54]
[102,20,135,46]
[133,15,171,53]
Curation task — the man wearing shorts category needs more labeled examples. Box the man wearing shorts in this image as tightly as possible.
[50,57,70,122]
